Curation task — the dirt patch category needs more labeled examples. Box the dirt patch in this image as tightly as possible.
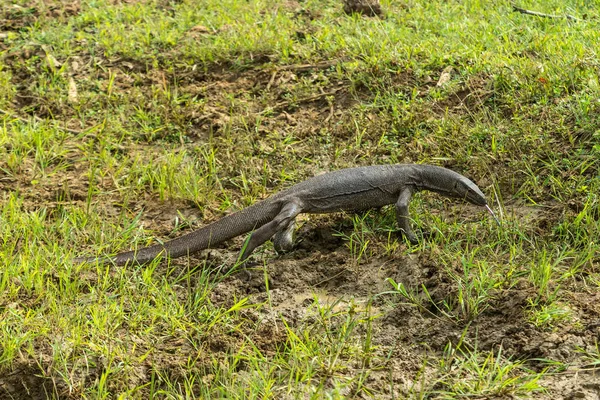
[432,72,495,113]
[0,365,60,400]
[542,371,600,400]
[178,208,597,397]
[0,0,80,33]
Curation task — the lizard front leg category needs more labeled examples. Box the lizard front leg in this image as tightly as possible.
[395,187,418,244]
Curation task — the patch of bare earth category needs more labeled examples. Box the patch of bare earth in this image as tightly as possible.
[0,0,80,33]
[0,365,60,400]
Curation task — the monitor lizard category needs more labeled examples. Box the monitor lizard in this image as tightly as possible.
[74,164,498,265]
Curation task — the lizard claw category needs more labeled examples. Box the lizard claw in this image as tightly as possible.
[398,229,419,245]
[232,260,254,281]
[239,268,253,281]
[399,230,432,245]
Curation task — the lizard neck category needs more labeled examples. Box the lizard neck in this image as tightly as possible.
[411,165,461,196]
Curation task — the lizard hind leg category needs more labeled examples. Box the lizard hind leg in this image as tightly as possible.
[395,187,418,244]
[272,219,296,253]
[238,201,302,262]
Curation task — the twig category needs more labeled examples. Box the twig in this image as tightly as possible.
[324,100,335,124]
[266,60,344,91]
[266,70,277,91]
[512,4,580,21]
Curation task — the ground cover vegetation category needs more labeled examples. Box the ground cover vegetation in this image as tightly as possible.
[1,0,600,398]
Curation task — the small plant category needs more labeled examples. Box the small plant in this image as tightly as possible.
[529,248,558,301]
[383,278,426,312]
[431,340,546,398]
[333,212,374,266]
[385,256,502,322]
[445,257,503,321]
[527,301,573,328]
[575,339,600,370]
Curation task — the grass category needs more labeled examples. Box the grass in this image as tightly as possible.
[2,0,600,397]
[430,340,546,398]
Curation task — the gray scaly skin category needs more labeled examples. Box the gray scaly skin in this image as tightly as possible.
[74,164,498,265]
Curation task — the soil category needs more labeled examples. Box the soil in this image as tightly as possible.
[1,2,600,399]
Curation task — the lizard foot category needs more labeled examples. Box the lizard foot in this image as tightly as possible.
[397,229,419,245]
[399,230,432,245]
[239,269,253,281]
[234,261,257,281]
[419,230,434,241]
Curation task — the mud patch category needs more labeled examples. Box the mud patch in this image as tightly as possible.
[0,365,60,400]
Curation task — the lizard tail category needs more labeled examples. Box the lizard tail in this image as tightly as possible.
[75,199,282,265]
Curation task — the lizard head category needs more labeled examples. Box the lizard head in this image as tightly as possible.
[452,176,487,206]
[415,165,500,225]
[452,176,500,225]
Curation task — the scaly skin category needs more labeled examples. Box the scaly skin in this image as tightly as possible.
[74,164,497,265]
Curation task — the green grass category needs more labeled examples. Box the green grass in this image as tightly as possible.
[2,0,600,397]
[430,340,546,398]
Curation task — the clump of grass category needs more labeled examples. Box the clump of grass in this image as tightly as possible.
[333,212,375,266]
[430,340,546,398]
[386,250,506,322]
[576,340,600,370]
[528,301,573,328]
[144,296,382,398]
